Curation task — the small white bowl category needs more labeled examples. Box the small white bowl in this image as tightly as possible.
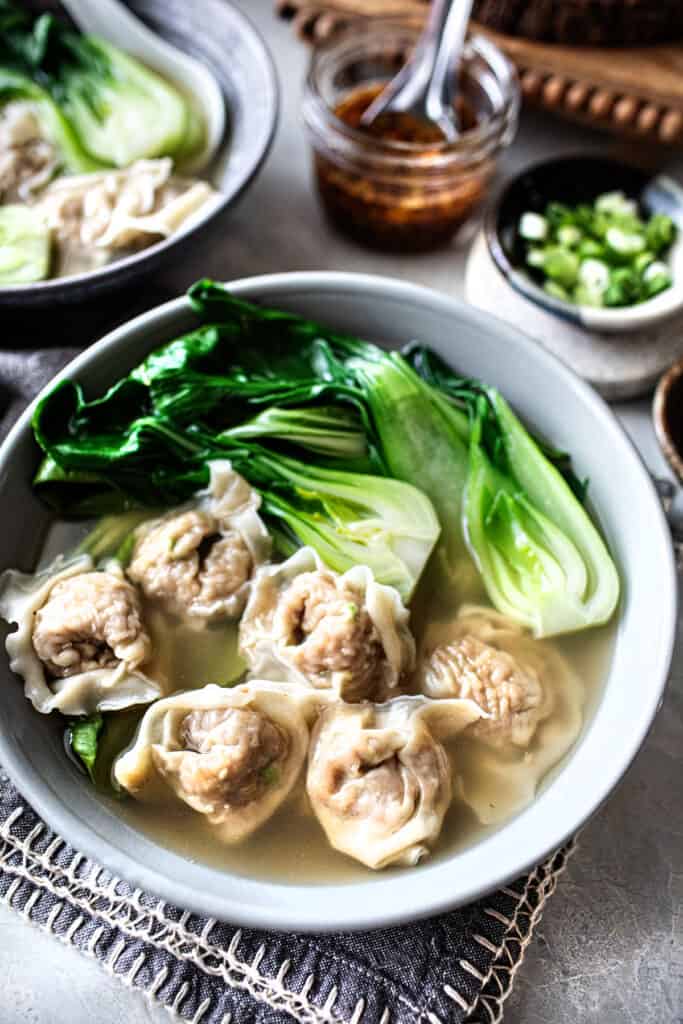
[487,157,683,334]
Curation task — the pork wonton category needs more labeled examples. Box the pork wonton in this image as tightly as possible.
[0,555,161,714]
[419,606,584,824]
[239,547,415,702]
[127,461,271,625]
[114,680,329,843]
[306,695,482,869]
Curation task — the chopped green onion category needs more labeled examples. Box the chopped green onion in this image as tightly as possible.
[646,213,677,254]
[604,267,641,307]
[643,260,670,282]
[543,281,570,301]
[642,260,672,297]
[526,247,546,269]
[578,258,609,293]
[545,202,573,229]
[516,193,676,309]
[595,191,639,218]
[519,212,548,242]
[0,205,51,284]
[573,284,604,308]
[578,238,606,260]
[634,251,656,275]
[605,226,646,258]
[543,247,580,288]
[557,224,582,248]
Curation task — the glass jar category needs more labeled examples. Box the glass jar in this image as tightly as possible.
[302,23,520,252]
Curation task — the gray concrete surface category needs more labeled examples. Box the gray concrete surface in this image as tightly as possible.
[1,2,682,1022]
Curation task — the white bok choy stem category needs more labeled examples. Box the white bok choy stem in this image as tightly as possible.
[464,390,619,636]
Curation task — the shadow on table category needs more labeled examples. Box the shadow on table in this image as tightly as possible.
[1,283,175,352]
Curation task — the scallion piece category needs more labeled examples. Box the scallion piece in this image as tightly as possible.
[516,191,677,308]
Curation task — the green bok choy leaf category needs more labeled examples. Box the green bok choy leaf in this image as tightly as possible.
[67,713,103,783]
[463,393,619,635]
[0,67,99,173]
[0,2,202,167]
[31,279,619,627]
[247,451,440,599]
[222,405,369,461]
[343,348,479,602]
[33,381,439,600]
[403,343,618,633]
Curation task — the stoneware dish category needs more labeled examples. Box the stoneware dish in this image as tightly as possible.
[0,273,676,932]
[654,356,683,484]
[0,0,278,307]
[487,156,683,334]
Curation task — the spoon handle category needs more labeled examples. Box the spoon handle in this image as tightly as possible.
[60,0,169,59]
[424,0,473,119]
[359,0,474,133]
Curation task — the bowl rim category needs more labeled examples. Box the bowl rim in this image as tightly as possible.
[485,154,683,333]
[653,355,683,483]
[0,270,677,932]
[0,0,279,305]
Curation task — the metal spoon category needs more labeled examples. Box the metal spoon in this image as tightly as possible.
[60,0,225,172]
[360,0,475,142]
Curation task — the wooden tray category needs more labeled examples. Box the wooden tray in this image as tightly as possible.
[277,0,683,145]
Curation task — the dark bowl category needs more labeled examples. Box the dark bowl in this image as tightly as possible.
[0,0,279,307]
[654,357,683,484]
[485,156,683,333]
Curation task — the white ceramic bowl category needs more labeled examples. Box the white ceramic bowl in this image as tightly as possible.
[0,273,676,931]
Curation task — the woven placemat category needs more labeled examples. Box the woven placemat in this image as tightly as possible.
[0,771,574,1024]
[0,305,574,1024]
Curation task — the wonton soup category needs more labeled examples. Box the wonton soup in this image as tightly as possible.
[0,282,619,881]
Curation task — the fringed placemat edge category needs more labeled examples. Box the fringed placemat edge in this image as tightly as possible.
[465,840,577,1024]
[0,799,342,1024]
[0,783,577,1024]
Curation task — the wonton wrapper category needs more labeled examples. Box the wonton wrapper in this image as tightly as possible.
[420,606,584,825]
[114,680,330,844]
[0,102,58,203]
[0,555,161,715]
[306,695,483,869]
[128,460,271,624]
[239,547,415,701]
[36,158,220,252]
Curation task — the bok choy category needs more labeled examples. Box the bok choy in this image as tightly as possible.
[342,347,478,601]
[67,713,103,782]
[47,38,193,168]
[462,391,619,635]
[223,406,369,462]
[33,381,439,601]
[0,1,203,168]
[249,452,440,599]
[32,279,620,632]
[0,67,99,173]
[404,344,618,634]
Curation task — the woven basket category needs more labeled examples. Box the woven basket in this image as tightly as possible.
[472,0,683,47]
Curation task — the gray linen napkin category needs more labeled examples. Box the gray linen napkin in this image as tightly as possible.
[0,319,572,1024]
